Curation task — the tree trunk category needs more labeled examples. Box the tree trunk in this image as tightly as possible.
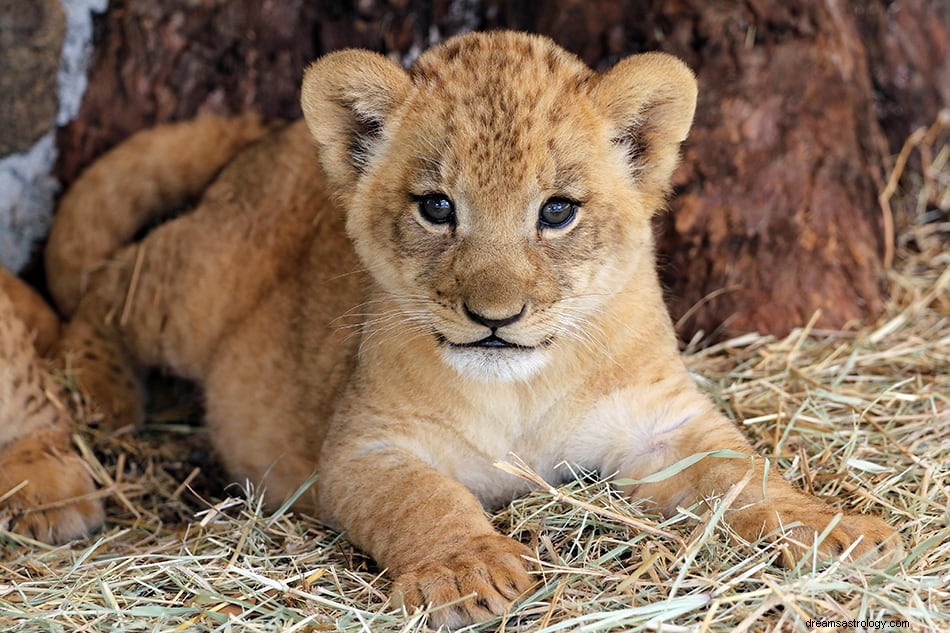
[55,0,949,338]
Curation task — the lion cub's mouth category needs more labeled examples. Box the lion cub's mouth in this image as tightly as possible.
[435,332,552,351]
[452,334,533,350]
[433,330,554,381]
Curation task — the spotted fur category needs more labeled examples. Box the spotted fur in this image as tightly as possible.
[0,267,103,543]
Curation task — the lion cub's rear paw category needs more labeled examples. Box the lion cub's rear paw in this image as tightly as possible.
[56,319,144,431]
[0,434,104,544]
[74,365,143,431]
[731,496,902,567]
[392,534,535,629]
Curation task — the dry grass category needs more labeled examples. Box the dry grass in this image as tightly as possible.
[1,126,947,632]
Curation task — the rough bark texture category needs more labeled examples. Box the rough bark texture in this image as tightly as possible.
[648,1,891,335]
[55,0,949,337]
[853,1,950,151]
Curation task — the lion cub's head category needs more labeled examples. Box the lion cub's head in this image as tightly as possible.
[301,31,696,382]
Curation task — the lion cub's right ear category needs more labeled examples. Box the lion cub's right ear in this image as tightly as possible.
[301,51,411,191]
[587,52,697,207]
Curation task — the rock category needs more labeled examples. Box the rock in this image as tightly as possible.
[0,0,65,155]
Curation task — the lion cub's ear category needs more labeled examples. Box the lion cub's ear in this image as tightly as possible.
[301,51,411,191]
[587,52,697,205]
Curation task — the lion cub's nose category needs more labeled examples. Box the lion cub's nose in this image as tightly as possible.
[463,303,526,330]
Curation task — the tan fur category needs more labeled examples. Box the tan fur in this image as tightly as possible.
[0,267,59,355]
[0,268,103,543]
[42,32,898,628]
[45,113,269,317]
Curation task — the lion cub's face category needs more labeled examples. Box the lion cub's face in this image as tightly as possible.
[302,32,697,381]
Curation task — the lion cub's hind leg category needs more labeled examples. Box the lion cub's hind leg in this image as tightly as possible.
[0,279,103,543]
[54,288,144,430]
[55,295,145,432]
[55,122,321,434]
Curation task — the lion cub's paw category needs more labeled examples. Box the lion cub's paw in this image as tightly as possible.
[56,318,144,431]
[74,364,143,431]
[0,433,104,544]
[731,496,902,567]
[392,534,535,629]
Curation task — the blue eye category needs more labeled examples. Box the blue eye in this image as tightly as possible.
[417,194,455,225]
[539,198,578,229]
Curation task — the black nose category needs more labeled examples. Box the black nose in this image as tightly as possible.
[463,304,526,330]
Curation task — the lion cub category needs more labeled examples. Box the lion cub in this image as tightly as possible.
[39,31,897,628]
[0,267,102,543]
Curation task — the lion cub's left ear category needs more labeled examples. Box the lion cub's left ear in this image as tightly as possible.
[301,50,411,192]
[587,52,697,204]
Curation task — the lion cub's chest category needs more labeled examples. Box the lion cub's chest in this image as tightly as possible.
[423,390,587,509]
[419,381,689,510]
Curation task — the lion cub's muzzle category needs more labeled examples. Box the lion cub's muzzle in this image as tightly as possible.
[456,303,530,349]
[435,302,553,381]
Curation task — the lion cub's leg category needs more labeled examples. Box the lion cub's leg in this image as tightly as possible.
[0,428,104,543]
[201,280,323,513]
[0,288,103,543]
[56,126,318,431]
[58,220,298,431]
[319,425,535,629]
[55,224,206,430]
[602,380,900,566]
[56,294,145,431]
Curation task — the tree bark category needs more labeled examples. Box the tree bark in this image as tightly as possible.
[55,0,949,337]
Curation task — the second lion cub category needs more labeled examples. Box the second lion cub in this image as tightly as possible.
[44,31,898,628]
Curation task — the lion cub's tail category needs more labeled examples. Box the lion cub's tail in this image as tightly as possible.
[45,114,268,316]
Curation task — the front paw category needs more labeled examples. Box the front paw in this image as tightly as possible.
[730,496,902,567]
[392,534,535,629]
[0,433,104,544]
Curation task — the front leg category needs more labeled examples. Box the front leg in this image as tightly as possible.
[591,384,900,566]
[319,427,534,629]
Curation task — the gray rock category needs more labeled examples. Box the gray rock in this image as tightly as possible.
[0,0,65,155]
[0,0,106,272]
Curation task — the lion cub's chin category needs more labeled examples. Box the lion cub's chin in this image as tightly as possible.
[439,345,550,382]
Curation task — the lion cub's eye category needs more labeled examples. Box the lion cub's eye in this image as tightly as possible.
[539,198,578,229]
[416,194,455,225]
